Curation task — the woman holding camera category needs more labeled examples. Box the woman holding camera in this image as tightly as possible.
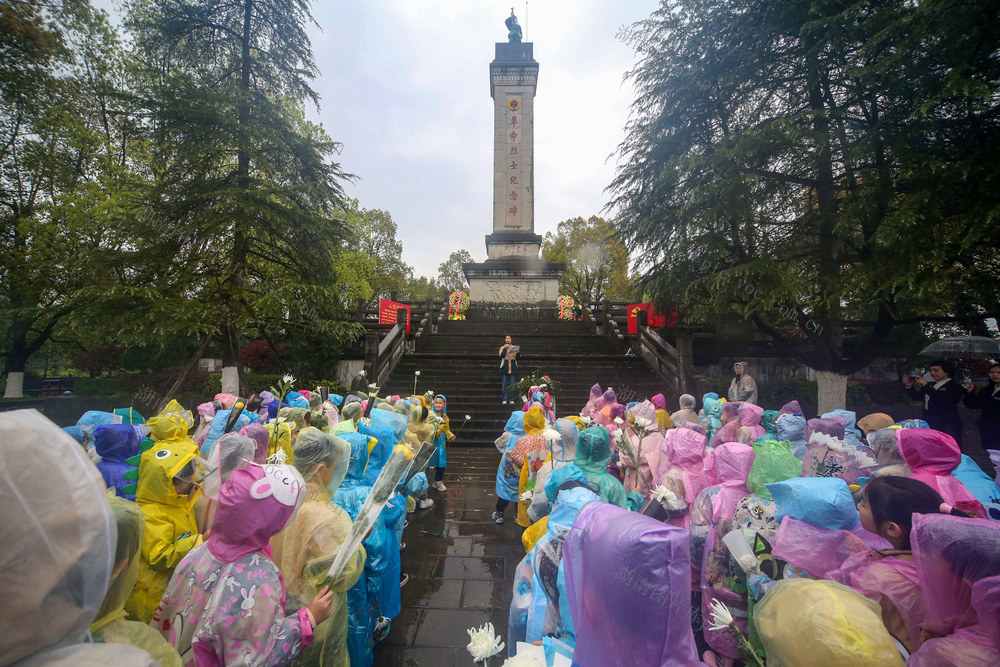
[902,359,966,446]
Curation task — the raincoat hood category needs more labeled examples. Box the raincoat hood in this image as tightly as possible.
[650,393,667,411]
[339,432,372,485]
[575,426,613,476]
[780,400,803,415]
[148,413,190,443]
[552,418,579,462]
[912,513,1000,637]
[239,423,270,463]
[899,428,962,474]
[703,395,723,418]
[806,416,846,441]
[524,406,546,434]
[628,400,657,427]
[872,428,905,466]
[202,433,256,499]
[340,401,363,422]
[761,410,780,436]
[0,409,116,665]
[740,402,764,427]
[135,441,200,508]
[721,401,741,425]
[92,497,144,631]
[715,442,755,486]
[668,427,709,469]
[734,361,750,375]
[291,427,351,492]
[93,424,141,463]
[371,408,407,444]
[279,406,310,431]
[547,486,600,533]
[501,411,528,452]
[207,464,305,564]
[678,394,696,411]
[775,415,806,443]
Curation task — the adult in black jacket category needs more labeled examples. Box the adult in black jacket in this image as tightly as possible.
[903,359,966,446]
[963,363,1000,450]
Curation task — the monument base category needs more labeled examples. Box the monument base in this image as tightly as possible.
[463,258,565,303]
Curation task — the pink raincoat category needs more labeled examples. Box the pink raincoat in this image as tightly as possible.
[581,383,604,419]
[655,427,714,529]
[710,402,742,447]
[617,401,664,496]
[898,429,981,508]
[908,513,1000,666]
[690,443,755,658]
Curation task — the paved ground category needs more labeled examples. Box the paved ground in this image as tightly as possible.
[374,447,522,666]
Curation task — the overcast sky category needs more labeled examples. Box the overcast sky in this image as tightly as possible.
[103,0,662,278]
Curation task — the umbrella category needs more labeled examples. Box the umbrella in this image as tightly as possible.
[918,336,1000,359]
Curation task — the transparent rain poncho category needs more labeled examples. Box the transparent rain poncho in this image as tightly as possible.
[272,429,364,667]
[201,432,256,500]
[0,409,157,666]
[90,497,182,667]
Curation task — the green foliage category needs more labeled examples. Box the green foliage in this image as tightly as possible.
[542,216,634,305]
[436,249,473,292]
[611,0,1000,376]
[510,369,563,400]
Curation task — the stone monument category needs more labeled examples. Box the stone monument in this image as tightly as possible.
[463,11,564,303]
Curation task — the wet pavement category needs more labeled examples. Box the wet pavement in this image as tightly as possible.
[374,447,522,666]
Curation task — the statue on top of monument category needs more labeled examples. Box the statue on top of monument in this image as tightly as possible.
[505,9,522,43]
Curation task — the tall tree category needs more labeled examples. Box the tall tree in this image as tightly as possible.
[123,0,357,393]
[0,2,135,397]
[610,0,1000,409]
[542,216,634,305]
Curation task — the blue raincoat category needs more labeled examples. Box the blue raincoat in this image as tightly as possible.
[332,432,382,667]
[358,423,405,621]
[200,408,252,455]
[822,409,864,448]
[496,411,527,501]
[509,486,600,654]
[429,394,449,469]
[775,414,808,459]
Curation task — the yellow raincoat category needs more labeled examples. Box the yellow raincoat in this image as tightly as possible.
[516,407,548,527]
[90,497,181,667]
[123,442,202,624]
[146,412,199,456]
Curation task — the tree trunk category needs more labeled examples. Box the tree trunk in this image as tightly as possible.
[3,372,25,399]
[815,370,849,414]
[221,366,240,395]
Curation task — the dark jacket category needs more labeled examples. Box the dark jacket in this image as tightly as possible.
[963,384,1000,427]
[906,379,965,441]
[499,346,521,376]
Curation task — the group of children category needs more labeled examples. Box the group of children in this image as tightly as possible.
[495,379,1000,666]
[1,385,457,666]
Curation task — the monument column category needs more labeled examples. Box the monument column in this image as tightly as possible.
[464,12,564,304]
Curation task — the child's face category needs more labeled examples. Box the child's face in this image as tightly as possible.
[433,397,445,412]
[173,478,194,495]
[856,492,877,534]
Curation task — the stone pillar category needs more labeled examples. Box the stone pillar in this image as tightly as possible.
[464,26,564,304]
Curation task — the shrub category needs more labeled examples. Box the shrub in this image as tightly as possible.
[71,345,123,377]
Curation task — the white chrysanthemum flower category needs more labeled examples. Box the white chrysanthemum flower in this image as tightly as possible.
[519,490,533,502]
[267,449,287,465]
[466,622,505,662]
[633,416,653,430]
[538,383,547,389]
[651,484,678,505]
[465,414,472,420]
[614,417,624,425]
[360,417,371,427]
[542,427,562,442]
[358,369,367,376]
[282,373,295,385]
[368,383,378,391]
[415,370,421,376]
[275,417,287,424]
[578,414,593,426]
[737,554,760,575]
[501,652,546,667]
[706,598,734,632]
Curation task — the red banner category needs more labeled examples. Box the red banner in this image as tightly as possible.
[627,303,677,334]
[379,299,411,333]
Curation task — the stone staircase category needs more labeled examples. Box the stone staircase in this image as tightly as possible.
[379,317,676,446]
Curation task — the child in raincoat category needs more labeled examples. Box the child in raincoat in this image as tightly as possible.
[93,423,143,500]
[670,393,699,429]
[428,394,455,491]
[546,426,628,509]
[89,496,182,666]
[123,440,204,624]
[512,406,550,527]
[527,418,580,523]
[654,426,714,529]
[272,429,366,667]
[617,400,663,497]
[153,464,336,666]
[494,410,528,524]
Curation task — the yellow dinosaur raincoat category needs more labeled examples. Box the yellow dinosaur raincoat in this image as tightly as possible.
[123,442,202,623]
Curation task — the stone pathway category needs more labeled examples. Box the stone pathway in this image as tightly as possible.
[374,447,522,666]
